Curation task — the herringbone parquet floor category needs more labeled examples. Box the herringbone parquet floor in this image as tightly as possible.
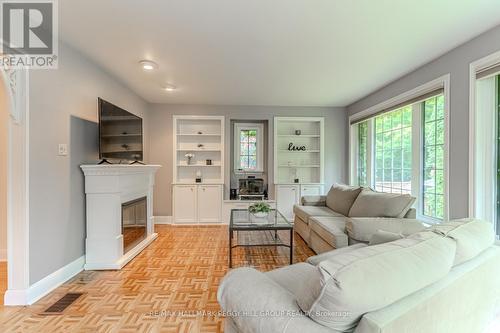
[0,225,314,333]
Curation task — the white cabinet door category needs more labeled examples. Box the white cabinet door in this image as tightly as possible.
[173,185,197,223]
[301,185,323,197]
[197,185,222,223]
[276,185,300,221]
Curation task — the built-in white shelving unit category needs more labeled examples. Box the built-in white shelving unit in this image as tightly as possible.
[274,117,325,220]
[274,117,324,184]
[172,116,225,224]
[173,116,225,184]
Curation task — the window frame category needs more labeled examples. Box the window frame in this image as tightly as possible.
[469,51,500,238]
[349,76,450,223]
[420,95,446,221]
[233,122,264,173]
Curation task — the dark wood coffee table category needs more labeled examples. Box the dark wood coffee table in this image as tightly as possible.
[229,209,293,268]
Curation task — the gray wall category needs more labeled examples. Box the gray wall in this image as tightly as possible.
[347,24,500,220]
[29,42,150,285]
[148,104,347,216]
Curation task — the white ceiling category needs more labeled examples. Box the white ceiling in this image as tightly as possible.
[60,0,500,106]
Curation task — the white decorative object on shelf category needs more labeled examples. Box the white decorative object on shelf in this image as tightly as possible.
[185,153,195,165]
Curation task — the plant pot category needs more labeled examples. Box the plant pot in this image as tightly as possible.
[252,212,269,218]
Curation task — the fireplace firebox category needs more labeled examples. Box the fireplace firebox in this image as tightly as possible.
[122,197,147,253]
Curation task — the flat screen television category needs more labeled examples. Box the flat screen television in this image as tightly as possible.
[98,98,143,163]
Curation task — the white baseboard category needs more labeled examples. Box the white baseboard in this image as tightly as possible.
[0,249,6,262]
[4,255,85,306]
[153,216,172,224]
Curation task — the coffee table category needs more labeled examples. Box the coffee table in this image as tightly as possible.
[229,209,293,268]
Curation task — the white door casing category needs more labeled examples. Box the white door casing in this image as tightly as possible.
[1,65,30,306]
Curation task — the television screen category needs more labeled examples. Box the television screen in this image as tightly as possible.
[98,98,143,162]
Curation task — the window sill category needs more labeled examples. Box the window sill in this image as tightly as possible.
[234,170,264,174]
[417,214,443,226]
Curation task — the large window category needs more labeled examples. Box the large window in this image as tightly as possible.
[422,95,445,219]
[374,106,412,194]
[351,91,446,221]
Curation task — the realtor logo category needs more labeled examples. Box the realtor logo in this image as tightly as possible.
[0,0,58,69]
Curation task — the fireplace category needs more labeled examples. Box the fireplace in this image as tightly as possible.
[122,197,147,253]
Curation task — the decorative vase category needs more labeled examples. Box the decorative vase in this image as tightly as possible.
[252,212,268,218]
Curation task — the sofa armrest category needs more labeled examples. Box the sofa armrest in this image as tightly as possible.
[301,195,327,206]
[217,267,333,333]
[404,208,417,219]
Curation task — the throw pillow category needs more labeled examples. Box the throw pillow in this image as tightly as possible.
[348,189,416,218]
[325,184,362,216]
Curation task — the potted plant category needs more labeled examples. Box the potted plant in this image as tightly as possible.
[185,153,195,165]
[248,202,271,218]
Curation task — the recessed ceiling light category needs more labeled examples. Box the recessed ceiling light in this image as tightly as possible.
[164,84,177,92]
[139,60,158,71]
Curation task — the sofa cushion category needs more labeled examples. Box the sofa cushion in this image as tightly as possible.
[301,231,456,332]
[306,243,368,266]
[266,262,321,312]
[309,216,349,249]
[348,189,416,218]
[431,218,495,266]
[301,195,327,206]
[325,184,362,216]
[345,217,426,242]
[369,230,404,245]
[293,205,343,223]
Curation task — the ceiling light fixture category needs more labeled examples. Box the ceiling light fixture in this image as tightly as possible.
[164,84,177,92]
[139,60,158,71]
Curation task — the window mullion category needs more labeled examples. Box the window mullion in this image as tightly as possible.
[411,103,422,216]
[350,125,359,185]
[367,119,374,188]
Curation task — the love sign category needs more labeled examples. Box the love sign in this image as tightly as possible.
[288,142,306,151]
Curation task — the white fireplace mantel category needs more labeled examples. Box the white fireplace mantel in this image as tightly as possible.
[81,164,161,270]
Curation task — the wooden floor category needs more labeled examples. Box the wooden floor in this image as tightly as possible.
[0,225,314,333]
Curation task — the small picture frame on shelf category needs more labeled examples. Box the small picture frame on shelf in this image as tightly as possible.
[294,178,300,183]
[295,129,301,135]
[206,159,212,165]
[195,178,202,183]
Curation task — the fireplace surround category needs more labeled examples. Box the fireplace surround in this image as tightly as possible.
[81,164,161,270]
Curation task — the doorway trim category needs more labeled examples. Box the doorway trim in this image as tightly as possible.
[0,66,31,305]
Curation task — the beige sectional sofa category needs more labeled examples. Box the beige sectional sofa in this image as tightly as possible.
[294,185,420,253]
[218,219,500,333]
